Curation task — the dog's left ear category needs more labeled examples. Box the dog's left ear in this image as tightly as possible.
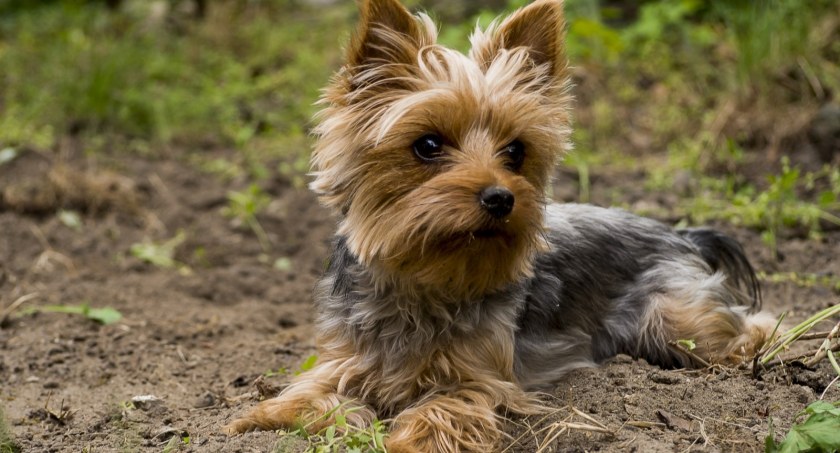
[346,0,432,74]
[472,0,567,80]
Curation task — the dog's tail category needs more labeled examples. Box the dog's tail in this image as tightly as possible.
[678,228,762,312]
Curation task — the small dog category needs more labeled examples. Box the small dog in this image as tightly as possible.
[225,0,775,450]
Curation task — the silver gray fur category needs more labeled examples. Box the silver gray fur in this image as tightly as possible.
[316,203,762,400]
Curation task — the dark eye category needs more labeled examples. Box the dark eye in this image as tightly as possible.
[412,134,445,162]
[501,140,525,171]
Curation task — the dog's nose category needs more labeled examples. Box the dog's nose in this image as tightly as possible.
[479,186,514,219]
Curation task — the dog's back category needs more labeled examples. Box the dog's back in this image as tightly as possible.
[514,203,773,389]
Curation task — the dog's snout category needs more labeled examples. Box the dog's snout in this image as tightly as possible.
[479,186,515,219]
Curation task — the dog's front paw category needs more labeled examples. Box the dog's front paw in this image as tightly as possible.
[386,394,501,453]
[384,436,426,453]
[222,397,297,436]
[222,417,260,436]
[223,375,376,437]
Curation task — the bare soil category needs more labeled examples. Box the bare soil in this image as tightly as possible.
[1,146,838,453]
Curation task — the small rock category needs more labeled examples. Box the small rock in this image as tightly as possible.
[648,371,681,385]
[131,395,163,411]
[793,385,815,404]
[656,409,693,432]
[193,392,216,409]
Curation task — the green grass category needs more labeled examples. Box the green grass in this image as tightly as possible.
[129,230,190,272]
[281,408,388,453]
[34,303,123,325]
[0,0,353,164]
[224,185,271,251]
[683,159,840,254]
[758,303,840,367]
[0,404,20,453]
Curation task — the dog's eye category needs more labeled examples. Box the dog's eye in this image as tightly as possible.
[501,140,525,171]
[412,134,445,162]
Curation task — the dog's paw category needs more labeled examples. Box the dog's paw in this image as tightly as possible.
[221,418,257,436]
[383,437,425,453]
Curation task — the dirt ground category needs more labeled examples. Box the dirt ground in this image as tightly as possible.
[1,144,838,453]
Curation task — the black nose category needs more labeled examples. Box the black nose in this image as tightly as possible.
[479,186,514,219]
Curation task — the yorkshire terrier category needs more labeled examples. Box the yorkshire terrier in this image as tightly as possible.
[224,0,775,451]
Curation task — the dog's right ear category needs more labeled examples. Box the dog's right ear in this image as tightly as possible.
[471,0,567,82]
[346,0,431,73]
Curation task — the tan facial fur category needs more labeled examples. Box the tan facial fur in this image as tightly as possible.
[310,0,572,297]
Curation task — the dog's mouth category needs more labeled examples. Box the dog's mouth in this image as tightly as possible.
[471,228,505,239]
[469,223,520,241]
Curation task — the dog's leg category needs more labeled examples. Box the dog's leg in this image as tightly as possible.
[223,361,374,435]
[385,390,504,453]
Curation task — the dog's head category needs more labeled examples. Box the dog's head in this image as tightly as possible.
[311,0,572,297]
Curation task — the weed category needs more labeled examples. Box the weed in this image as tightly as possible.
[265,354,317,379]
[757,303,840,368]
[162,433,190,453]
[223,184,271,252]
[0,0,354,187]
[57,209,83,231]
[274,257,293,272]
[129,231,189,273]
[282,403,388,453]
[264,367,289,378]
[34,303,123,325]
[766,401,840,453]
[676,339,696,351]
[297,355,318,374]
[759,272,840,294]
[0,404,21,453]
[684,158,840,256]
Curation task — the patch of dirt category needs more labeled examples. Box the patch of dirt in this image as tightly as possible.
[1,147,838,452]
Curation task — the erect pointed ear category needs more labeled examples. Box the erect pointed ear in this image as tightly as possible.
[346,0,432,71]
[472,0,567,79]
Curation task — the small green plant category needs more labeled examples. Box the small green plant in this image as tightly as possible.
[223,184,271,251]
[283,403,388,453]
[264,367,289,378]
[162,433,190,453]
[758,303,840,368]
[685,158,840,256]
[129,231,189,272]
[35,303,123,325]
[57,210,83,231]
[759,271,840,293]
[676,339,696,351]
[266,354,317,378]
[274,257,293,272]
[298,355,318,374]
[0,404,21,453]
[766,401,840,453]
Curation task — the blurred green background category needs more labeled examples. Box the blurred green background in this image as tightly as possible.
[1,0,839,253]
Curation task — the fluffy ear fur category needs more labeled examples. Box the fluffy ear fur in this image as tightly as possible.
[471,0,567,80]
[345,0,433,75]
